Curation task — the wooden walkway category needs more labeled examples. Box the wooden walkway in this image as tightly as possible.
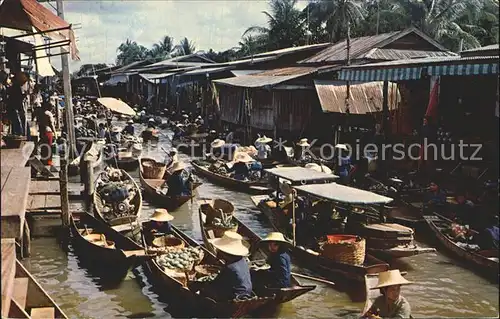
[0,143,34,168]
[1,167,31,239]
[1,239,16,317]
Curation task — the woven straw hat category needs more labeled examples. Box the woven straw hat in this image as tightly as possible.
[233,152,254,163]
[335,144,348,150]
[208,231,249,257]
[371,270,412,289]
[150,208,174,222]
[255,135,272,144]
[169,161,187,173]
[111,126,122,133]
[260,232,291,245]
[211,139,225,149]
[296,138,310,147]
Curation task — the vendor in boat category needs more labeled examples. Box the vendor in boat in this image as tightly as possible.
[142,208,175,246]
[142,119,158,141]
[475,215,499,250]
[257,232,292,288]
[204,231,253,301]
[123,119,135,136]
[363,269,412,319]
[335,144,352,185]
[166,161,192,196]
[426,182,446,206]
[208,139,225,162]
[98,123,107,139]
[255,135,272,160]
[294,138,310,162]
[85,114,98,132]
[173,123,185,139]
[227,152,253,181]
[165,148,179,168]
[207,130,217,145]
[109,126,122,144]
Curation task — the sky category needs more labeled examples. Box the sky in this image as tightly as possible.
[48,0,308,72]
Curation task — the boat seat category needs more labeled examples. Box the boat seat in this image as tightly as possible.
[146,179,166,189]
[12,277,29,309]
[31,307,55,319]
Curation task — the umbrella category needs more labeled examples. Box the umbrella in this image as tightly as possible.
[97,97,136,116]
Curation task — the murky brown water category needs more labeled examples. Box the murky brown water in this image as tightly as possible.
[20,122,499,318]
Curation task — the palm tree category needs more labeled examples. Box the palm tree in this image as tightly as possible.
[176,37,196,56]
[116,39,149,66]
[237,35,267,57]
[243,0,307,50]
[149,35,174,60]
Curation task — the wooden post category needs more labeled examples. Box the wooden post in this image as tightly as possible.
[382,80,389,138]
[84,156,94,215]
[22,220,31,258]
[292,192,296,247]
[60,156,70,228]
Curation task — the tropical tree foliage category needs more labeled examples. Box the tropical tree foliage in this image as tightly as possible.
[116,39,149,66]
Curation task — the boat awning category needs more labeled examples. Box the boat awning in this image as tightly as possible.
[338,56,499,81]
[294,183,393,204]
[265,167,339,183]
[231,70,262,77]
[0,0,79,60]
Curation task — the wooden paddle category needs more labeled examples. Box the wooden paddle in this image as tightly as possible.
[291,272,335,286]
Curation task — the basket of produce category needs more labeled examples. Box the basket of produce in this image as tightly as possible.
[155,248,202,286]
[210,214,238,238]
[201,199,234,225]
[320,235,365,266]
[83,234,116,249]
[3,135,26,149]
[142,159,167,179]
[152,236,185,250]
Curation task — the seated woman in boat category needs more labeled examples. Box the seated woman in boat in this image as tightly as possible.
[173,124,185,139]
[475,215,499,250]
[363,269,412,319]
[335,144,352,185]
[166,161,192,196]
[426,182,446,206]
[257,232,292,288]
[294,138,310,162]
[255,135,272,160]
[142,209,175,246]
[123,119,135,135]
[227,153,253,181]
[142,118,158,140]
[209,139,226,162]
[98,123,107,139]
[165,148,179,169]
[204,232,253,301]
[109,126,122,144]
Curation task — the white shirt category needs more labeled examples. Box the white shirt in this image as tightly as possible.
[257,143,271,159]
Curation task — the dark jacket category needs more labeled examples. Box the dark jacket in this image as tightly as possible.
[266,250,292,288]
[228,162,249,180]
[142,220,173,245]
[166,171,190,196]
[123,124,135,135]
[211,257,252,300]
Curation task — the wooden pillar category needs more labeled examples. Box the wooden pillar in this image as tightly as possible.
[382,80,389,138]
[84,156,94,214]
[60,157,70,228]
[22,220,31,258]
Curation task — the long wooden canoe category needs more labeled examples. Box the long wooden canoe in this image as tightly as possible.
[139,157,202,211]
[94,168,142,238]
[8,260,68,319]
[250,195,390,283]
[69,213,149,274]
[144,225,276,318]
[191,161,271,194]
[423,215,499,282]
[198,202,316,304]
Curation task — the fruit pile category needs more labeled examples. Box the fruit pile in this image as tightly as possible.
[156,247,203,271]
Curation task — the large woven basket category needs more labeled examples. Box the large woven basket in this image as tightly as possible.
[201,199,235,225]
[142,159,167,179]
[152,236,185,250]
[212,224,238,238]
[320,235,365,266]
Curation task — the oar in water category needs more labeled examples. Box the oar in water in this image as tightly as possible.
[291,272,336,286]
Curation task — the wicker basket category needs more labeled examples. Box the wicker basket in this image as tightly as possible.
[320,235,365,266]
[142,159,167,179]
[201,199,235,225]
[194,264,221,278]
[152,236,185,250]
[83,234,116,249]
[212,224,238,238]
[3,135,26,149]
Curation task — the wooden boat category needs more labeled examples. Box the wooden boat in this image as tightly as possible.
[104,142,141,171]
[68,141,104,176]
[141,129,160,143]
[144,225,276,318]
[423,214,499,281]
[7,259,68,319]
[250,195,390,283]
[198,201,316,304]
[69,212,149,273]
[191,160,271,194]
[93,168,143,238]
[139,157,202,210]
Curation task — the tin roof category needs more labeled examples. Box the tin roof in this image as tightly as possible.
[242,43,331,59]
[299,27,449,64]
[461,44,499,53]
[461,44,499,57]
[365,48,456,60]
[341,55,498,69]
[180,66,233,76]
[314,80,399,114]
[265,167,339,183]
[294,183,393,204]
[231,70,263,77]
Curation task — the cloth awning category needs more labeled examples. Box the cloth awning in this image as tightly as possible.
[427,63,499,76]
[0,0,79,60]
[294,183,393,204]
[33,27,55,77]
[339,67,423,81]
[265,167,339,183]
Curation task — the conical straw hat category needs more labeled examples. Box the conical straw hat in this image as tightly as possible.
[150,208,174,222]
[371,269,412,289]
[296,138,310,147]
[208,231,249,256]
[211,139,225,149]
[233,152,254,163]
[255,135,272,144]
[260,232,291,245]
[169,161,187,173]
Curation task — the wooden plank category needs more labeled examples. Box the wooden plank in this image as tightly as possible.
[12,277,29,309]
[1,168,30,239]
[44,195,61,209]
[1,168,12,192]
[29,181,60,194]
[27,195,47,211]
[31,307,55,319]
[0,142,34,168]
[28,157,55,178]
[1,239,16,318]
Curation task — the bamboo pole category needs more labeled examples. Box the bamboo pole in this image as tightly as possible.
[292,191,296,247]
[291,272,335,286]
[60,156,70,228]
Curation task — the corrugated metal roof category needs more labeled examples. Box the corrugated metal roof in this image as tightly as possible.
[314,80,399,114]
[251,66,318,76]
[365,48,456,60]
[180,66,233,76]
[231,70,262,77]
[299,27,449,64]
[342,55,498,69]
[461,44,499,53]
[213,75,303,88]
[218,56,278,66]
[243,43,331,58]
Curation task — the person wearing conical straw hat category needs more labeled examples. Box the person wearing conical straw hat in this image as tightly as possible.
[295,138,310,162]
[363,269,412,318]
[166,161,193,196]
[142,208,175,246]
[257,232,292,288]
[204,231,253,301]
[228,152,254,181]
[255,135,272,160]
[123,119,135,136]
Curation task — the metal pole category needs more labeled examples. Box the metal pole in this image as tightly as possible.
[292,192,296,247]
[56,0,76,159]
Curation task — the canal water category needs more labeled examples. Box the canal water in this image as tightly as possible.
[21,123,499,318]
